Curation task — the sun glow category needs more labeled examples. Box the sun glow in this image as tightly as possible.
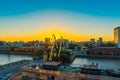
[0,10,114,42]
[0,25,112,42]
[40,28,70,40]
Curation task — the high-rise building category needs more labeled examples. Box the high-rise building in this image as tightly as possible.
[114,27,120,47]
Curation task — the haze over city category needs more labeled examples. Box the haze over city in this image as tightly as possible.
[1,0,120,42]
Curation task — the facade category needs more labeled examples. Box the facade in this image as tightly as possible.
[10,65,120,80]
[13,47,37,53]
[88,48,120,55]
[114,27,120,47]
[0,46,10,53]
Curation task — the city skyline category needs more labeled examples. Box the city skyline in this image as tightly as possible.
[1,0,120,42]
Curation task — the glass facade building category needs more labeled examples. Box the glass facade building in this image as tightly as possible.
[114,27,120,47]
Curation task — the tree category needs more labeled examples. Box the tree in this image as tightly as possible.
[35,49,44,57]
[60,51,70,64]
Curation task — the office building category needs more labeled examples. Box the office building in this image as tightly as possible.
[114,27,120,48]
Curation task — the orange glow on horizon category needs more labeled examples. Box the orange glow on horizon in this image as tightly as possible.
[0,33,113,42]
[0,25,113,42]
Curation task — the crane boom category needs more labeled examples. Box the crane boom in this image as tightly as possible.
[58,36,64,57]
[49,34,56,61]
[44,34,65,62]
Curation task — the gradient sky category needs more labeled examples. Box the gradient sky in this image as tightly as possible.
[0,0,120,42]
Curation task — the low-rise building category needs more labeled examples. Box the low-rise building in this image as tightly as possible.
[10,62,120,80]
[13,47,37,53]
[88,48,120,55]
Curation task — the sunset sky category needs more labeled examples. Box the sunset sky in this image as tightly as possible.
[0,0,120,42]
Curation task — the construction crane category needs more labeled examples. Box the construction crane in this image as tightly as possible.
[49,35,65,62]
[58,36,64,57]
[43,34,56,61]
[44,34,64,63]
[44,34,64,62]
[49,34,57,61]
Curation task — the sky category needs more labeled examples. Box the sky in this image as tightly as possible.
[0,0,120,42]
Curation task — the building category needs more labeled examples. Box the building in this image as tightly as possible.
[98,37,103,44]
[63,39,69,49]
[90,38,95,44]
[88,48,120,55]
[0,41,8,46]
[13,47,37,53]
[96,37,103,47]
[11,42,24,47]
[0,46,10,53]
[114,27,120,48]
[10,62,120,80]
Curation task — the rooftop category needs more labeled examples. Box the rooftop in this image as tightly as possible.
[114,26,120,30]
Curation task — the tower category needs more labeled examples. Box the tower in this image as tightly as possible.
[114,26,120,48]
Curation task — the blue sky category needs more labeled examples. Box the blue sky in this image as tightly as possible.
[0,0,120,17]
[0,0,120,41]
